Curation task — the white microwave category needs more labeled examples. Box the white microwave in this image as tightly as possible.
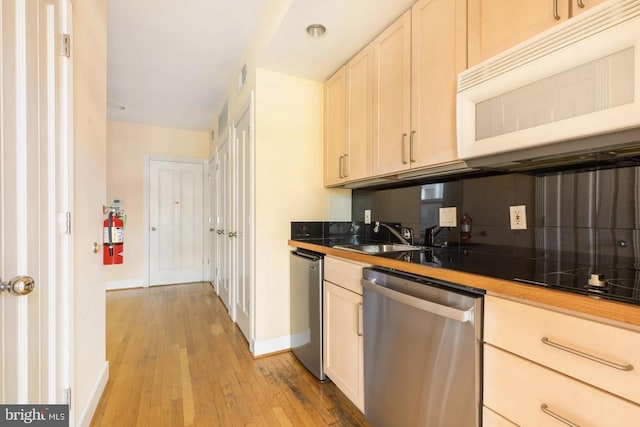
[457,0,640,168]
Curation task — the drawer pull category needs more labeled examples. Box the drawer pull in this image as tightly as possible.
[541,337,634,371]
[540,404,580,427]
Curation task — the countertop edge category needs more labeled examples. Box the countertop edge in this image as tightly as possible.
[289,240,640,329]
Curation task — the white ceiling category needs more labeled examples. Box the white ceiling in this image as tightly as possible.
[107,0,416,131]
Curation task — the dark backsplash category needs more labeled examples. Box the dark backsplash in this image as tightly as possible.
[352,165,640,261]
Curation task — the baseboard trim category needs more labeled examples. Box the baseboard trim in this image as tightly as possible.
[252,334,292,357]
[105,278,143,291]
[76,361,109,427]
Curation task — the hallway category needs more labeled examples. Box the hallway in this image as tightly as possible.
[90,282,369,426]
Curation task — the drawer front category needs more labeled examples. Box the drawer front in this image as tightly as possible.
[324,256,369,295]
[485,295,640,404]
[484,345,640,426]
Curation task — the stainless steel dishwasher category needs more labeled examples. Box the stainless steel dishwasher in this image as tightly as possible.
[290,249,326,381]
[361,267,483,427]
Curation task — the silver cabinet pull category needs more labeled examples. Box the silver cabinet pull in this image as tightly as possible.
[553,0,561,20]
[356,303,363,336]
[228,231,238,238]
[409,130,416,162]
[338,155,344,178]
[151,226,157,231]
[540,404,580,427]
[577,0,585,8]
[401,133,408,164]
[541,337,634,371]
[343,154,349,178]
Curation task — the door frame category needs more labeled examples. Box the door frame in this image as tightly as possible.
[142,155,207,287]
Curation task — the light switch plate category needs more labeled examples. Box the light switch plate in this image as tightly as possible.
[364,210,372,224]
[439,207,457,227]
[510,205,527,230]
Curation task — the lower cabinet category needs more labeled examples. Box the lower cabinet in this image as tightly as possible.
[323,256,366,412]
[483,295,640,426]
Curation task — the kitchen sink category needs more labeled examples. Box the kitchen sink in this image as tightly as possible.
[333,243,425,254]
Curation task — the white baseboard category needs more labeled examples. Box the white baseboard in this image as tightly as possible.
[252,334,292,357]
[76,361,109,427]
[105,278,143,291]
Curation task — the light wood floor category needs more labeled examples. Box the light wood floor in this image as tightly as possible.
[90,282,369,426]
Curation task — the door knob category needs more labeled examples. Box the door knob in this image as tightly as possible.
[228,231,237,237]
[1,276,35,296]
[151,226,157,231]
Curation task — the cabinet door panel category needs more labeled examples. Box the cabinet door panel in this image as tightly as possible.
[325,67,347,186]
[323,281,364,411]
[372,10,412,176]
[410,0,465,168]
[468,0,569,67]
[347,44,373,181]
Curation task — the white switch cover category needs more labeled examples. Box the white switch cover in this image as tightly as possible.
[364,209,372,224]
[510,205,527,230]
[439,207,457,227]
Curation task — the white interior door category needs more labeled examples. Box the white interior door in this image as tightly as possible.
[216,137,232,312]
[1,0,71,404]
[231,95,254,342]
[149,160,204,286]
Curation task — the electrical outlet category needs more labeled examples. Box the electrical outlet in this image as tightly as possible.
[510,205,527,230]
[439,207,457,227]
[364,210,372,224]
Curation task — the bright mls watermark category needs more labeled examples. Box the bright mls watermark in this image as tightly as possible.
[0,405,68,426]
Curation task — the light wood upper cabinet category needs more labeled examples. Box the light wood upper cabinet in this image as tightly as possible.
[468,0,569,67]
[372,10,412,176]
[346,43,373,181]
[372,0,466,177]
[469,0,609,67]
[325,67,347,186]
[410,0,467,168]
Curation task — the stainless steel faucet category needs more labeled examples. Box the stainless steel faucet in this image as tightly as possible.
[425,225,444,247]
[374,222,413,245]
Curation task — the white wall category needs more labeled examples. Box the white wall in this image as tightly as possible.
[106,121,210,289]
[252,69,350,353]
[73,0,109,425]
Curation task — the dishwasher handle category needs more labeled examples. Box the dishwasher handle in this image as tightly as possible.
[361,278,474,323]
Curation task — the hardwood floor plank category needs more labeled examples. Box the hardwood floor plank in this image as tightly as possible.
[91,282,370,426]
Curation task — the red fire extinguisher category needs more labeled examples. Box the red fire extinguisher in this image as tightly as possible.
[103,211,124,265]
[460,213,472,243]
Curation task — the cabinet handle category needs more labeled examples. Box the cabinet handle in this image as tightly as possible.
[409,130,416,162]
[541,337,634,371]
[540,404,580,427]
[553,0,561,20]
[356,303,363,336]
[401,133,408,164]
[343,154,349,178]
[338,155,344,178]
[577,0,585,8]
